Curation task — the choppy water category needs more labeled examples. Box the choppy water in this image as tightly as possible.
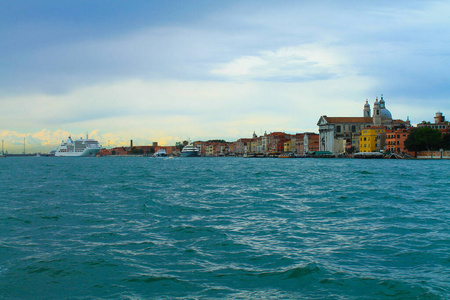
[0,157,449,299]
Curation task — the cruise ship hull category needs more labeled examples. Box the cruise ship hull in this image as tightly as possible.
[180,143,200,157]
[55,148,100,157]
[180,151,199,157]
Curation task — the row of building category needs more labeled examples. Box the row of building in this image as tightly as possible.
[98,95,448,157]
[99,131,320,157]
[197,131,319,156]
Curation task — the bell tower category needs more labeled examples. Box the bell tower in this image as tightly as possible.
[363,99,371,117]
[373,97,381,126]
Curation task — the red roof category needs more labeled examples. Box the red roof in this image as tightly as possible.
[323,116,373,123]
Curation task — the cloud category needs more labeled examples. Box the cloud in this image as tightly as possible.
[211,45,352,81]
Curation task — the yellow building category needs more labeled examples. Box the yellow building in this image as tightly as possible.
[250,139,258,153]
[359,127,385,152]
[284,141,291,152]
[206,145,214,156]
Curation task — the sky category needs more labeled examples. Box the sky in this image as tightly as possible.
[1,0,449,152]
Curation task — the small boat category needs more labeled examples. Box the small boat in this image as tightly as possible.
[154,149,168,157]
[278,152,295,158]
[354,152,384,159]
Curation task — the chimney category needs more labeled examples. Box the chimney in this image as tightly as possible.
[153,142,158,147]
[130,140,133,148]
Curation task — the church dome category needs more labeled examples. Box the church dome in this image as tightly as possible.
[380,108,392,120]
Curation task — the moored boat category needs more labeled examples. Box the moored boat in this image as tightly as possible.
[278,152,295,158]
[180,143,200,157]
[54,135,101,157]
[154,149,168,157]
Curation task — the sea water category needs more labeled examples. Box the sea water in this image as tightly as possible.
[0,157,449,299]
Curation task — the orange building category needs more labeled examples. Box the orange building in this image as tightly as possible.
[308,134,320,152]
[385,128,413,155]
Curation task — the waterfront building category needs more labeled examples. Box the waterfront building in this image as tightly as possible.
[228,142,236,155]
[256,131,270,153]
[289,133,319,155]
[290,133,305,154]
[318,115,372,153]
[351,132,361,153]
[303,133,319,154]
[359,127,386,152]
[265,132,291,154]
[417,111,449,135]
[284,140,292,152]
[385,128,413,155]
[250,138,258,153]
[318,96,410,154]
[235,138,252,155]
[214,142,229,156]
[195,141,207,156]
[194,141,230,156]
[206,145,214,156]
[111,146,130,155]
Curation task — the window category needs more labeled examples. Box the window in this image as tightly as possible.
[351,125,356,133]
[364,137,367,141]
[336,125,341,133]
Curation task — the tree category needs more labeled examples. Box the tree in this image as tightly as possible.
[175,141,189,150]
[441,134,450,150]
[404,127,443,152]
[207,139,227,143]
[129,147,144,155]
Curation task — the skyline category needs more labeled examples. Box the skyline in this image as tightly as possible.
[1,1,449,152]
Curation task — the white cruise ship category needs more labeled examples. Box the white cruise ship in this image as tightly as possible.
[54,135,101,157]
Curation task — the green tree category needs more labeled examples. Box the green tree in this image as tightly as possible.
[404,127,443,152]
[129,147,144,155]
[175,141,189,150]
[441,134,450,150]
[207,139,227,143]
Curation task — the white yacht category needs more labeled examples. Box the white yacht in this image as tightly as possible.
[180,143,200,157]
[54,135,101,157]
[154,148,168,157]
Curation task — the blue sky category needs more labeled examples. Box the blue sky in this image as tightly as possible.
[1,1,449,152]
